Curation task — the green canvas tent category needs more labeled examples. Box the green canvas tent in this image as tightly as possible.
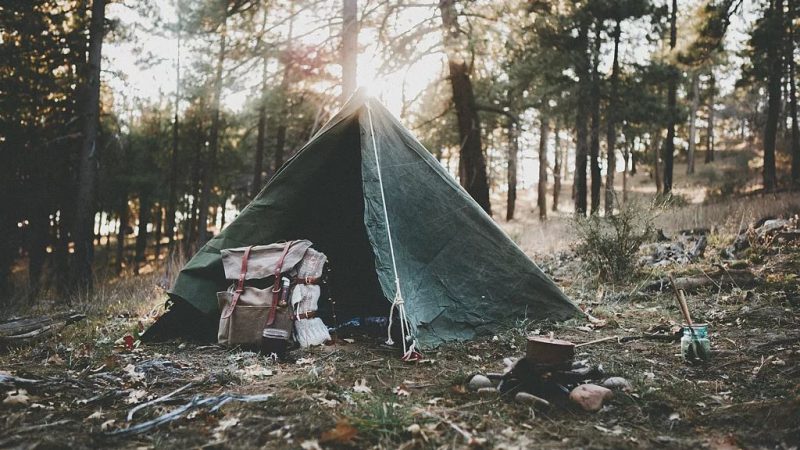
[147,91,579,348]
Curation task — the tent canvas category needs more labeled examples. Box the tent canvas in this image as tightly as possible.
[147,91,579,348]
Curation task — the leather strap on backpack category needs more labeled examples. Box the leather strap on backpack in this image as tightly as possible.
[267,240,295,326]
[221,245,253,319]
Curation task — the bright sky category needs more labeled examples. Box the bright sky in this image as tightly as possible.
[104,1,444,118]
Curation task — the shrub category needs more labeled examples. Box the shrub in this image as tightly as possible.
[573,202,655,283]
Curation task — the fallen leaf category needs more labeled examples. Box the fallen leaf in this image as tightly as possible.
[3,389,30,406]
[213,416,240,439]
[125,389,148,404]
[296,357,315,366]
[427,397,444,405]
[237,364,273,380]
[86,410,104,421]
[101,419,116,431]
[123,335,135,351]
[46,354,65,366]
[353,378,372,394]
[300,440,322,450]
[394,383,411,397]
[122,364,145,383]
[320,420,358,444]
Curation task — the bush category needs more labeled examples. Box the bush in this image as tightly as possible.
[573,202,655,283]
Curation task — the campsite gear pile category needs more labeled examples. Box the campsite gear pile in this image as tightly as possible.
[725,214,800,258]
[216,240,331,356]
[470,335,628,412]
[639,229,708,266]
[145,91,578,352]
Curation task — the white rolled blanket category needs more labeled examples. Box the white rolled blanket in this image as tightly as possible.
[292,248,331,347]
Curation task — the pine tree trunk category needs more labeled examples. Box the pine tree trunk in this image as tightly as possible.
[274,9,294,172]
[789,0,800,185]
[552,121,561,212]
[663,0,677,194]
[439,0,492,215]
[687,72,699,175]
[653,132,663,193]
[589,21,602,214]
[71,0,106,289]
[574,21,590,216]
[605,21,620,216]
[622,144,630,203]
[341,0,357,103]
[115,193,128,275]
[706,72,716,163]
[134,194,150,274]
[166,9,181,252]
[153,205,163,263]
[197,15,227,245]
[763,0,783,192]
[538,114,549,220]
[506,119,518,221]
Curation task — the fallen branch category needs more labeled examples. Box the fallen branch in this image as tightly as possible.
[0,373,41,386]
[106,393,272,436]
[575,333,680,348]
[0,313,86,347]
[126,382,195,421]
[643,269,760,293]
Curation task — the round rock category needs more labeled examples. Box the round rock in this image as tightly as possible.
[569,384,613,412]
[602,377,632,392]
[468,374,493,391]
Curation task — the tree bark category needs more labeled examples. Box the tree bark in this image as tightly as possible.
[705,72,716,163]
[71,0,106,289]
[506,119,518,221]
[552,121,561,212]
[341,0,358,103]
[605,20,620,216]
[538,114,549,220]
[663,0,677,195]
[153,204,163,263]
[653,132,663,193]
[439,0,492,215]
[115,193,128,275]
[687,71,699,175]
[574,21,590,216]
[166,7,181,252]
[788,0,799,185]
[763,0,783,192]
[197,13,227,245]
[622,143,630,203]
[589,20,602,214]
[134,194,150,274]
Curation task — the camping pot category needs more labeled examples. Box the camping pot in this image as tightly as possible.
[680,324,710,362]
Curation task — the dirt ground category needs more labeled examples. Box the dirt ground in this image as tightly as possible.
[1,212,799,449]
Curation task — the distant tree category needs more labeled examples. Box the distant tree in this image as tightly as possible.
[72,0,107,289]
[662,0,677,195]
[438,0,492,215]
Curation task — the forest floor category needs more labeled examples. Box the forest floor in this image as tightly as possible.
[1,205,798,449]
[1,148,800,449]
